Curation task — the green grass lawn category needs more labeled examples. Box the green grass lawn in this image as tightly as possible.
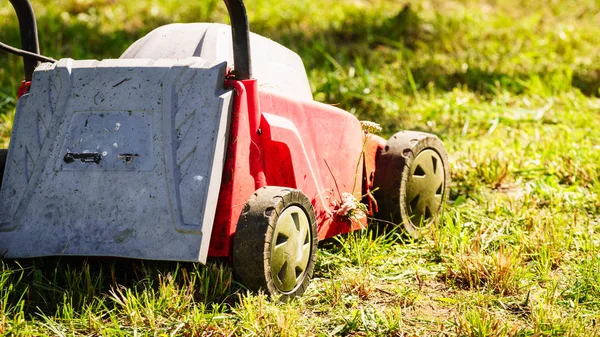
[1,0,600,335]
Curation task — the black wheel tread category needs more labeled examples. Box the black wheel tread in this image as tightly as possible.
[232,186,318,300]
[373,131,450,236]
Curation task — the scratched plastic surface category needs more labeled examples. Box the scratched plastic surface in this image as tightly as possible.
[121,23,313,102]
[0,58,232,263]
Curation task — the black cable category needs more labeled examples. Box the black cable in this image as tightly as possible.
[0,41,56,63]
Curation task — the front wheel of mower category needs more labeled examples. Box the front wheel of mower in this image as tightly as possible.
[233,186,318,300]
[373,131,450,236]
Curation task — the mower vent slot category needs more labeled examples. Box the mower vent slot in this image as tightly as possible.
[63,152,102,164]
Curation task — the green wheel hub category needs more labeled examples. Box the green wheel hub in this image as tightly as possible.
[233,187,317,299]
[270,205,312,293]
[373,130,450,236]
[405,149,445,226]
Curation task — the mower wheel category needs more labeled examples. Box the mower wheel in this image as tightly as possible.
[233,186,318,300]
[374,131,450,236]
[0,149,7,189]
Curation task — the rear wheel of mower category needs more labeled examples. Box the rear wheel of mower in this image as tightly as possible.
[233,186,318,300]
[374,131,450,236]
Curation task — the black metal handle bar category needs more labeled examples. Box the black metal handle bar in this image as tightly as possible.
[7,0,253,81]
[8,0,40,81]
[223,0,253,80]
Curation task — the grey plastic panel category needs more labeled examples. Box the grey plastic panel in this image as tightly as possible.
[121,23,313,101]
[0,57,233,263]
[61,111,153,171]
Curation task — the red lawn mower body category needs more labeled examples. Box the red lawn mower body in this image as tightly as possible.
[208,78,384,257]
[1,0,448,299]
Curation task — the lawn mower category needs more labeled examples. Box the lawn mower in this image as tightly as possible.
[0,0,450,299]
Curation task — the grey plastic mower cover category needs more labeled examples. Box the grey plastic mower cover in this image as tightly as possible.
[0,57,232,263]
[121,23,313,102]
[0,19,317,262]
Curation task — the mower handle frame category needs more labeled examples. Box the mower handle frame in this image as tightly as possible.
[8,0,40,81]
[223,0,252,80]
[8,0,253,81]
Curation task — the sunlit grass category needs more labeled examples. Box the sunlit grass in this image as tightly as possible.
[1,0,600,335]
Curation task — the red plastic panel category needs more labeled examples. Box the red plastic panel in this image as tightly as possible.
[362,134,386,215]
[208,80,258,258]
[259,90,366,240]
[17,80,31,99]
[208,81,369,258]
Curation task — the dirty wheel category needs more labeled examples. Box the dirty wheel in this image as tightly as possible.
[373,131,450,236]
[233,186,318,300]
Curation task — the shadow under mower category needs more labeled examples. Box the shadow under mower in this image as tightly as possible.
[0,0,450,299]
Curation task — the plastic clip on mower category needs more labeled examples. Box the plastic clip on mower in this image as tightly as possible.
[0,0,450,299]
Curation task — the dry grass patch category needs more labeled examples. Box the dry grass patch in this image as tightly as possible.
[443,248,526,296]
